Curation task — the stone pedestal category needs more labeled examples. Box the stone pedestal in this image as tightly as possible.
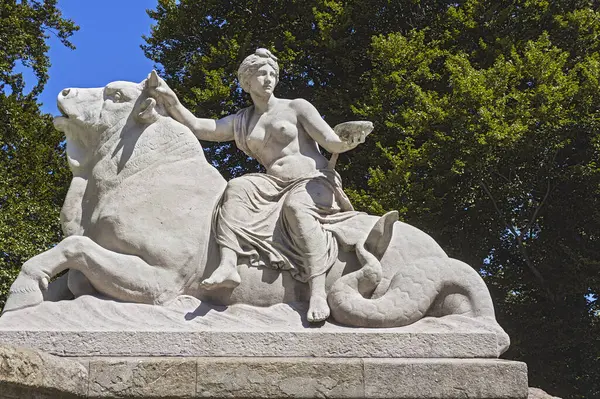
[1,352,527,399]
[0,297,528,398]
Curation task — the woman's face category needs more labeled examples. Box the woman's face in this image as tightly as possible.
[248,64,278,98]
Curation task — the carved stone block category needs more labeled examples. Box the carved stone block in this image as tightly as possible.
[88,358,196,398]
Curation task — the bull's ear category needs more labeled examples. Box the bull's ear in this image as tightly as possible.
[137,97,159,124]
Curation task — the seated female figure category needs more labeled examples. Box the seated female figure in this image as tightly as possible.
[150,49,368,322]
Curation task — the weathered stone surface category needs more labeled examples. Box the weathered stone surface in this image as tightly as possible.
[1,386,80,399]
[88,357,196,398]
[528,387,562,399]
[0,297,507,359]
[0,345,529,398]
[196,357,364,398]
[364,358,529,398]
[0,344,87,398]
[0,329,500,359]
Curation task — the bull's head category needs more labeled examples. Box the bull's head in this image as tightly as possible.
[53,74,161,171]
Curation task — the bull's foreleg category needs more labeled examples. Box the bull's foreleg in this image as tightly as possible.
[3,236,181,313]
[67,269,98,298]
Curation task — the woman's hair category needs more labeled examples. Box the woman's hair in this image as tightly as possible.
[237,48,279,93]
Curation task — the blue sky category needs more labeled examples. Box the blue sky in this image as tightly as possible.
[31,0,158,115]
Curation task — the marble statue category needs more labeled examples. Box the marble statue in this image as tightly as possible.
[1,49,509,353]
[149,48,372,323]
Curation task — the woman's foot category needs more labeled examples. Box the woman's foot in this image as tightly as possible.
[200,263,241,290]
[307,294,330,323]
[307,273,330,322]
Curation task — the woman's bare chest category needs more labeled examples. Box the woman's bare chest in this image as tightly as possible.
[246,110,299,150]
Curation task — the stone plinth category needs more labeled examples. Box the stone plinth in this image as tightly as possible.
[1,352,528,399]
[0,330,502,359]
[0,297,527,398]
[0,295,508,358]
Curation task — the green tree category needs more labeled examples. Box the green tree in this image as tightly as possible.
[357,5,600,397]
[0,0,78,307]
[144,1,599,397]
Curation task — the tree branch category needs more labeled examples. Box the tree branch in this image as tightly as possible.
[492,170,512,184]
[480,179,553,300]
[524,178,551,238]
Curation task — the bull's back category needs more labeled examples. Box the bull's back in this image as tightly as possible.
[91,159,222,264]
[83,119,226,273]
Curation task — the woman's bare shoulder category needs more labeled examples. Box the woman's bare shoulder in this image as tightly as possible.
[289,98,318,114]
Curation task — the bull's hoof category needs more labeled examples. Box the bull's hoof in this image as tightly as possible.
[2,276,45,313]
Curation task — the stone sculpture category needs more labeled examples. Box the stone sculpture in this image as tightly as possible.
[150,48,375,323]
[1,49,509,354]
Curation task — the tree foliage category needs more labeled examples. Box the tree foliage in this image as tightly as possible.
[145,1,600,397]
[0,0,78,307]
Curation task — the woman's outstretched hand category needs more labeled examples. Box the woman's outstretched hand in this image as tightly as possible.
[327,121,374,170]
[333,121,374,149]
[146,70,180,108]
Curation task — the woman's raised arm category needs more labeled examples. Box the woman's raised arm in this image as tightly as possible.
[166,103,235,142]
[147,71,234,142]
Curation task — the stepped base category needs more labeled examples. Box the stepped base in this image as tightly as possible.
[1,348,528,398]
[0,296,508,358]
[0,298,526,398]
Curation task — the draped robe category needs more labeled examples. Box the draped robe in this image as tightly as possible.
[212,107,363,282]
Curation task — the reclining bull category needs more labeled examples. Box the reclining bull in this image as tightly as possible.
[2,71,509,354]
[4,78,225,308]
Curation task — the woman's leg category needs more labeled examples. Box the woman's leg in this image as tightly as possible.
[282,180,339,322]
[202,176,258,289]
[201,246,240,289]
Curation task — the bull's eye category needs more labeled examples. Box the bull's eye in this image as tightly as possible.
[105,88,128,103]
